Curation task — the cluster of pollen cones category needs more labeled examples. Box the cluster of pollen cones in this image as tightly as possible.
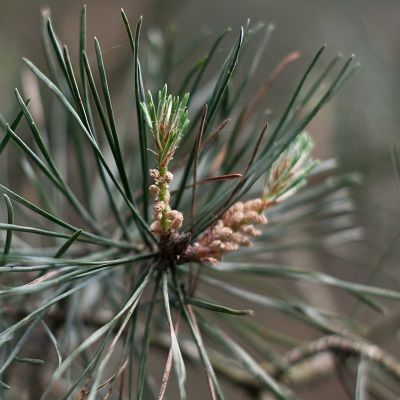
[183,198,270,264]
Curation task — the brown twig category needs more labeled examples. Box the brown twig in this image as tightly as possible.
[172,119,230,170]
[188,305,217,400]
[232,51,301,139]
[157,318,180,400]
[170,173,243,195]
[223,120,269,209]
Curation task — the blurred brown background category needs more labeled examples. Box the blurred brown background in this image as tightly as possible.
[0,1,399,399]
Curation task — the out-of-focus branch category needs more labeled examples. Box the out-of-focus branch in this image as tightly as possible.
[276,335,400,382]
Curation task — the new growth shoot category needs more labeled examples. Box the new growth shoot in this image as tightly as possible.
[263,132,318,204]
[141,85,190,235]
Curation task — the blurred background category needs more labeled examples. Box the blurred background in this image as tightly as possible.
[0,0,399,399]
